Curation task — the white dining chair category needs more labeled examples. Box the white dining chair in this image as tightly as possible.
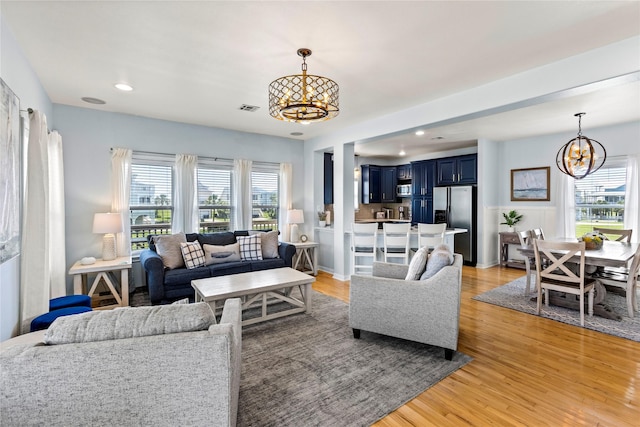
[381,222,411,265]
[351,223,378,275]
[534,239,596,326]
[593,244,640,317]
[517,230,536,295]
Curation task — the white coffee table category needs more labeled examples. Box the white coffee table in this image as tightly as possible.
[191,267,315,326]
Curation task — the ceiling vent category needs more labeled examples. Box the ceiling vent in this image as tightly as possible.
[239,104,260,112]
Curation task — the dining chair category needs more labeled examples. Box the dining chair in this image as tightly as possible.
[592,244,640,318]
[592,227,632,242]
[534,239,596,326]
[532,228,545,240]
[517,230,536,295]
[350,223,378,275]
[416,223,446,252]
[381,222,411,265]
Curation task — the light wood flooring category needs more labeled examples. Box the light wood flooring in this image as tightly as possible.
[312,266,640,426]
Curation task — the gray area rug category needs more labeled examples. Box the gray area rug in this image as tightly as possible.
[237,290,471,427]
[473,275,640,342]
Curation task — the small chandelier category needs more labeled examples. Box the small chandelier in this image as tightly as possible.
[556,112,606,180]
[268,48,339,123]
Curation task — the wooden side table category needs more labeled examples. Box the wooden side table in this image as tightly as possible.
[69,256,132,309]
[287,241,319,276]
[499,232,526,269]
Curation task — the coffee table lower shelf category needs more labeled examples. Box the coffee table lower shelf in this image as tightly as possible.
[191,267,315,326]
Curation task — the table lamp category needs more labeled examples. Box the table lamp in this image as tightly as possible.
[287,209,304,243]
[93,212,124,261]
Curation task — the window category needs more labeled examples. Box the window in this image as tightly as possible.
[129,154,174,250]
[251,165,279,231]
[197,160,233,233]
[575,157,627,237]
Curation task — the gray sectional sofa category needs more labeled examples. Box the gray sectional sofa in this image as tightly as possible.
[140,230,296,304]
[0,299,242,426]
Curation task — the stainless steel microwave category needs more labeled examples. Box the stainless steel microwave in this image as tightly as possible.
[396,184,411,197]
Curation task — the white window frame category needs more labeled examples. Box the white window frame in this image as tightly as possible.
[251,162,281,231]
[197,157,234,233]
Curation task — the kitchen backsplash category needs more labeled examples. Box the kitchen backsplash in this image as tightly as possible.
[354,202,410,220]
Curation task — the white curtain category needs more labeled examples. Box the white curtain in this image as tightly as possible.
[232,159,252,230]
[555,172,576,238]
[172,154,199,233]
[111,148,132,256]
[278,163,293,242]
[20,111,66,333]
[624,154,639,242]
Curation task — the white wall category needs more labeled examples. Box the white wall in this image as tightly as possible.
[0,15,53,340]
[53,105,306,293]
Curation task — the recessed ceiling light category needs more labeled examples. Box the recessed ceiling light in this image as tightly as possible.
[115,83,133,91]
[399,150,406,156]
[290,132,304,136]
[432,136,444,140]
[81,97,106,104]
[415,130,425,136]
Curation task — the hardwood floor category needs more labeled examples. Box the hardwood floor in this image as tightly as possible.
[312,266,640,426]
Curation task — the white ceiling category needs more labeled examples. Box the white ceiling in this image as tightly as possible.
[2,1,640,158]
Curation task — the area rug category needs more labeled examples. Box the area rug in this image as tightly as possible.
[237,290,471,427]
[473,275,640,342]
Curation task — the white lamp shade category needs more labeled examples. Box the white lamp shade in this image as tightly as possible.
[286,209,304,224]
[93,213,124,234]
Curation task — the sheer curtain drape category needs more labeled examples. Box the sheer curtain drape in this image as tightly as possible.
[278,163,293,242]
[555,172,576,238]
[172,154,199,233]
[233,159,252,230]
[20,111,66,333]
[111,148,132,256]
[624,154,639,241]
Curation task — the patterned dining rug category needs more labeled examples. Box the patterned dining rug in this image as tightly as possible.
[473,275,640,342]
[131,288,471,426]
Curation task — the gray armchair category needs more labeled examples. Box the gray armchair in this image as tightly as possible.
[349,254,463,360]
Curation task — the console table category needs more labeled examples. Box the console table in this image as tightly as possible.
[499,232,526,269]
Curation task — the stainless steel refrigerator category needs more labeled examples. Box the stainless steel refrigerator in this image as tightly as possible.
[433,185,477,265]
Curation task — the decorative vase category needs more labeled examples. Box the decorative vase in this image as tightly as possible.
[319,220,326,227]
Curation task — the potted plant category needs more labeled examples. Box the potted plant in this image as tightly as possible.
[501,210,523,232]
[317,211,327,227]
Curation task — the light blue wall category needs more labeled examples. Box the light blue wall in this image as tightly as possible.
[53,104,305,293]
[0,15,53,340]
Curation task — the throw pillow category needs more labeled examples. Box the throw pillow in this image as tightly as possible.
[180,241,206,269]
[237,234,263,261]
[43,302,216,345]
[405,246,429,280]
[203,243,241,265]
[420,244,454,280]
[255,230,279,259]
[153,232,187,269]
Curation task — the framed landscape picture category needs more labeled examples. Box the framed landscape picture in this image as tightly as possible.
[0,78,21,264]
[511,166,550,201]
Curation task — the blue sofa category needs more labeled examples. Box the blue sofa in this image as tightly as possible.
[140,231,296,304]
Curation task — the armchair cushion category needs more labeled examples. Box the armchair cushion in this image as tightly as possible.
[421,244,454,280]
[405,246,429,280]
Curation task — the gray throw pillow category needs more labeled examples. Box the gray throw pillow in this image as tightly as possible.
[43,302,216,345]
[203,243,241,265]
[420,244,454,280]
[405,246,429,280]
[154,232,187,269]
[257,230,279,259]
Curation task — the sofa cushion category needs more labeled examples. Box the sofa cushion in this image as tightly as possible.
[250,258,286,271]
[181,241,206,269]
[198,232,236,246]
[420,244,454,280]
[203,242,241,265]
[405,246,429,280]
[209,261,252,276]
[164,265,211,286]
[237,235,263,261]
[43,302,216,345]
[258,230,280,259]
[154,232,187,269]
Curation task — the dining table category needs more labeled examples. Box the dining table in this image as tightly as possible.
[517,239,639,320]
